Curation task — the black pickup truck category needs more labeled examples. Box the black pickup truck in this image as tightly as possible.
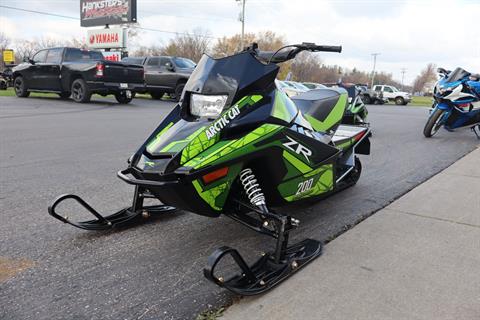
[12,47,145,104]
[122,56,195,101]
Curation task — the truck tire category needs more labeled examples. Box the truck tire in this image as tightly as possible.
[362,95,371,104]
[150,91,164,100]
[115,92,133,104]
[173,82,185,102]
[395,97,405,105]
[14,76,30,97]
[71,78,91,103]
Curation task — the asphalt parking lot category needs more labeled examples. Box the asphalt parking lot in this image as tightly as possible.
[0,95,478,320]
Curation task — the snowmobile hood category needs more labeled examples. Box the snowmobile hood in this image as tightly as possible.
[183,52,279,108]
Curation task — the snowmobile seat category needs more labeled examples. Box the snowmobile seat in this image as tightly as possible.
[291,88,348,133]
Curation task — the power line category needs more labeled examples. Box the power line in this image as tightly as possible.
[0,5,78,20]
[0,5,222,39]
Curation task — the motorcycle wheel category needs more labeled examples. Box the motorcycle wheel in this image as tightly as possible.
[423,108,445,138]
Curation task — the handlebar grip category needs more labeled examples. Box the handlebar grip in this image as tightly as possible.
[314,45,342,53]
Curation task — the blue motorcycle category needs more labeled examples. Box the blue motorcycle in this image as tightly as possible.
[423,67,480,138]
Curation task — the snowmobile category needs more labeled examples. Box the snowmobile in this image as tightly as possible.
[323,82,369,126]
[48,42,371,295]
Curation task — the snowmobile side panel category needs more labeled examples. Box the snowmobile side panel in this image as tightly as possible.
[278,162,334,202]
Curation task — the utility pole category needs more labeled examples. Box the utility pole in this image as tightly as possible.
[236,0,246,50]
[401,68,407,90]
[370,53,380,88]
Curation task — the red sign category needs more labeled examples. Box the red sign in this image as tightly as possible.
[87,27,125,49]
[102,51,122,62]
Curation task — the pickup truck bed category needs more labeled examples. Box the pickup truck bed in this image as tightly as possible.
[13,47,145,104]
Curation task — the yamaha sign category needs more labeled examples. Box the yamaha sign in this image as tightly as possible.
[87,27,127,49]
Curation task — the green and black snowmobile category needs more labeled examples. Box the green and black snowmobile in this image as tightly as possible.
[49,42,371,295]
[340,83,369,126]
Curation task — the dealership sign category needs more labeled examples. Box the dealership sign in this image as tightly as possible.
[80,0,137,27]
[102,51,122,62]
[2,50,15,63]
[87,27,126,49]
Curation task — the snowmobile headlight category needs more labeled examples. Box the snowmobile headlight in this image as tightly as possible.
[190,94,228,118]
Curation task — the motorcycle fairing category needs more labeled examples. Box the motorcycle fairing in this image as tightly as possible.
[434,102,480,130]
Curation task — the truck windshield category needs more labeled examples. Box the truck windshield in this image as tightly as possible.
[391,86,399,92]
[173,57,196,68]
[65,48,104,62]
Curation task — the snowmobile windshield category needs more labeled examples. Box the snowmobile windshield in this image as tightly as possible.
[446,68,470,83]
[183,52,279,109]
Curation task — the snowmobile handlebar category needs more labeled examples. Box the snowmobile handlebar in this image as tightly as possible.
[253,42,342,64]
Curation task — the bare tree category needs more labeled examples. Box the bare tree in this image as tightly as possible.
[14,40,39,62]
[290,52,323,82]
[211,30,286,58]
[132,45,163,57]
[412,63,436,94]
[0,32,10,51]
[162,28,211,62]
[37,37,64,49]
[0,32,11,69]
[66,37,88,49]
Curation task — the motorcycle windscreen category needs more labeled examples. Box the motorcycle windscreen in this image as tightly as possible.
[183,52,279,108]
[445,68,470,83]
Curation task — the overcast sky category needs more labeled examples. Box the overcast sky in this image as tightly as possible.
[1,0,479,84]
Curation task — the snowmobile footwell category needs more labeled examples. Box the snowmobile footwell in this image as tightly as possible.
[48,186,176,231]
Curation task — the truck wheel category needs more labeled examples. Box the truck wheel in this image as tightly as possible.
[0,81,7,90]
[362,95,371,104]
[58,92,71,99]
[395,97,405,105]
[14,76,30,97]
[173,82,185,102]
[115,92,133,104]
[150,91,164,100]
[71,79,91,103]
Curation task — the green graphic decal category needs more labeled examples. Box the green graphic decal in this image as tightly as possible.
[184,123,281,169]
[282,150,312,174]
[192,180,229,211]
[191,163,243,211]
[278,164,334,202]
[180,95,263,165]
[146,122,174,152]
[305,93,348,132]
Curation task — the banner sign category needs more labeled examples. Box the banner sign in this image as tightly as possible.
[102,51,122,62]
[87,27,126,49]
[80,0,137,27]
[3,50,15,63]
